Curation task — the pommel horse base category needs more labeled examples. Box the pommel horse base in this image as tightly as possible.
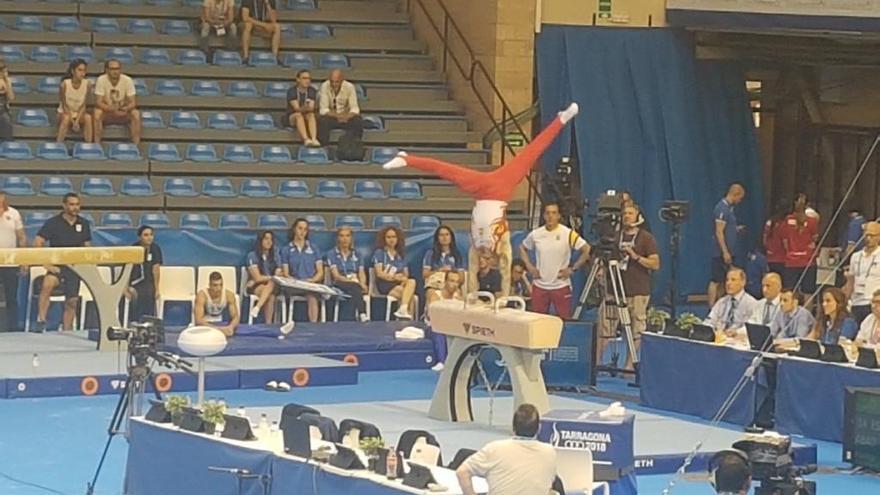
[427,296,563,422]
[0,247,145,351]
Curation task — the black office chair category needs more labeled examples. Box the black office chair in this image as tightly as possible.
[279,403,321,432]
[447,448,477,470]
[299,412,340,443]
[396,429,443,465]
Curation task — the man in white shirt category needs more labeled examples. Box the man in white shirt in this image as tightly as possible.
[519,203,590,319]
[845,221,880,324]
[93,59,141,145]
[199,0,238,53]
[457,404,557,495]
[749,272,782,326]
[0,192,26,331]
[855,289,880,346]
[705,268,759,337]
[317,69,363,147]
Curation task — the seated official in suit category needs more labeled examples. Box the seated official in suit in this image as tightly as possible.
[705,268,759,337]
[855,289,880,346]
[749,273,782,326]
[808,287,858,345]
[770,289,815,339]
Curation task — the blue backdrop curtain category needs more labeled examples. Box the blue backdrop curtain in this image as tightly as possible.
[537,25,764,297]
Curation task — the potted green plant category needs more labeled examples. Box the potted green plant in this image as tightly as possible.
[165,395,190,426]
[646,307,670,333]
[674,312,702,333]
[359,437,385,472]
[201,401,226,435]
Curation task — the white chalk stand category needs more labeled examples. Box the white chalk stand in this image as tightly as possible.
[177,326,228,407]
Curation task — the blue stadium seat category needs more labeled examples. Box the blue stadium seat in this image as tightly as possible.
[219,213,250,229]
[149,143,182,162]
[362,115,385,131]
[81,177,115,196]
[26,212,54,228]
[319,54,349,69]
[408,215,442,233]
[142,48,172,65]
[185,144,219,162]
[278,180,310,198]
[261,146,293,163]
[1,176,35,196]
[178,49,207,65]
[133,78,149,95]
[244,113,276,131]
[139,212,170,228]
[36,142,70,160]
[127,19,157,34]
[288,0,316,9]
[1,141,33,160]
[316,180,348,199]
[170,111,202,129]
[257,214,288,229]
[17,109,50,127]
[282,53,313,69]
[52,17,80,33]
[213,50,242,66]
[304,214,326,231]
[302,24,332,38]
[121,177,156,196]
[372,215,402,229]
[297,147,330,164]
[37,76,62,94]
[202,178,236,197]
[223,145,256,163]
[8,77,29,95]
[73,143,107,160]
[353,180,386,200]
[104,47,135,64]
[228,81,258,98]
[40,176,74,196]
[148,0,180,6]
[139,111,165,129]
[182,0,204,6]
[334,215,365,231]
[67,46,94,63]
[31,46,62,63]
[391,181,423,200]
[91,18,121,33]
[355,84,368,100]
[109,143,142,161]
[208,113,238,130]
[180,214,212,230]
[162,20,192,35]
[101,213,133,228]
[241,179,274,198]
[370,147,399,164]
[192,80,222,97]
[79,213,95,226]
[264,82,289,98]
[164,178,198,197]
[14,16,43,32]
[0,46,25,63]
[248,52,277,67]
[280,24,296,37]
[156,80,185,96]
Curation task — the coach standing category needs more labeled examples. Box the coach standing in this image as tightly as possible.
[709,183,745,307]
[0,191,26,331]
[127,225,163,322]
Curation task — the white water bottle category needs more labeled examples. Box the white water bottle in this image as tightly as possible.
[32,353,40,374]
[259,413,270,436]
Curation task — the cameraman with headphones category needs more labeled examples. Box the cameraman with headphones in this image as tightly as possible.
[710,449,752,495]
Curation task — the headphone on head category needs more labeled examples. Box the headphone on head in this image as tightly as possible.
[708,448,750,490]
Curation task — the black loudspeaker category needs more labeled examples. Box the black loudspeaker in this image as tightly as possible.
[145,401,172,423]
[222,415,256,441]
[329,444,365,470]
[690,324,716,343]
[821,344,848,363]
[403,463,436,489]
[179,407,206,433]
[856,348,878,369]
[796,339,821,360]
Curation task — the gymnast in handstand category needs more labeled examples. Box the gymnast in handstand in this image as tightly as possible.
[384,102,579,295]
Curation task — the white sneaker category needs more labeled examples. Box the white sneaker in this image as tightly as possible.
[280,321,296,335]
[559,102,579,124]
[358,313,370,323]
[431,362,445,372]
[277,382,292,391]
[382,151,408,170]
[393,308,412,320]
[250,305,261,319]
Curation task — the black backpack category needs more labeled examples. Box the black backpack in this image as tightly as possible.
[336,133,365,161]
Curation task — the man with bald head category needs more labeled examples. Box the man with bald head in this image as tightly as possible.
[750,272,782,326]
[705,267,758,336]
[845,221,880,324]
[317,69,363,151]
[708,183,746,306]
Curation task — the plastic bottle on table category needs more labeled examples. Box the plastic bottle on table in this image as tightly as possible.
[386,450,398,480]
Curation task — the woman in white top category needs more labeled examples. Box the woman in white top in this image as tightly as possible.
[57,59,93,143]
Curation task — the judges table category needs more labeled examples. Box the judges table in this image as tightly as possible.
[126,418,611,495]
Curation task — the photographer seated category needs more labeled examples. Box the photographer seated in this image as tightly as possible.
[194,271,240,337]
[705,268,759,339]
[710,450,751,495]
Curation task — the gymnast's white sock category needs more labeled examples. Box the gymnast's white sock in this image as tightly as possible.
[559,102,579,124]
[382,151,408,170]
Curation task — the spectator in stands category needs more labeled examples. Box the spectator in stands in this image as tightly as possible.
[246,230,282,323]
[0,62,15,142]
[705,267,758,337]
[426,270,464,371]
[476,250,502,298]
[286,69,320,146]
[318,69,363,147]
[771,288,814,339]
[709,183,745,307]
[240,0,281,63]
[33,193,91,332]
[127,225,162,323]
[456,403,556,495]
[855,289,880,346]
[326,226,369,322]
[809,287,857,345]
[519,203,591,319]
[0,192,26,331]
[763,200,788,276]
[200,0,238,54]
[780,193,818,296]
[283,218,324,322]
[93,59,141,145]
[423,225,464,309]
[844,221,880,324]
[57,59,93,143]
[371,226,416,320]
[841,206,865,260]
[749,273,782,327]
[510,259,531,299]
[194,271,240,337]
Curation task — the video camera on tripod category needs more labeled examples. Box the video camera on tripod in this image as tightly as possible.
[107,316,166,348]
[733,435,817,495]
[592,190,625,259]
[543,157,588,230]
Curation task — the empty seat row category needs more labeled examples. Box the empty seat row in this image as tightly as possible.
[24,0,316,7]
[0,141,142,161]
[2,16,329,37]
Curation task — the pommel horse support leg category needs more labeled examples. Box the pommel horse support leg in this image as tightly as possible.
[426,298,563,422]
[0,247,144,351]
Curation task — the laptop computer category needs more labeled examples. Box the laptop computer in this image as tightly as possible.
[746,323,773,352]
[221,414,256,441]
[329,443,365,470]
[282,418,312,459]
[856,347,878,369]
[796,339,822,360]
[145,399,171,423]
[821,343,848,363]
[403,462,437,489]
[690,324,716,343]
[664,320,690,339]
[178,406,206,433]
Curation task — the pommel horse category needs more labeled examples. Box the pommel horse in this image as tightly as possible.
[427,294,563,422]
[0,246,144,351]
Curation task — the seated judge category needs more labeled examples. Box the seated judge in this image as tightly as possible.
[855,289,880,346]
[770,288,815,339]
[808,287,858,345]
[194,271,240,337]
[705,267,759,337]
[749,272,782,327]
[246,230,282,323]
